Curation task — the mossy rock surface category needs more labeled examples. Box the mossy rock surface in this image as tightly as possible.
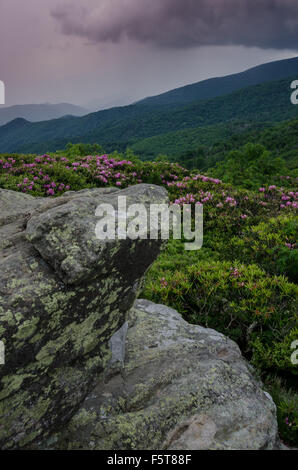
[0,185,167,449]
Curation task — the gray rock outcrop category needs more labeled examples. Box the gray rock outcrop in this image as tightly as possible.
[53,300,280,450]
[0,185,168,449]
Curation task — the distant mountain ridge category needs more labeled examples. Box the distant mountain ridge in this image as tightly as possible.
[0,103,88,126]
[0,75,297,154]
[0,57,297,154]
[136,57,298,106]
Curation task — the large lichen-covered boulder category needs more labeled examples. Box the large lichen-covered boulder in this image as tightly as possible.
[0,185,168,449]
[53,300,280,450]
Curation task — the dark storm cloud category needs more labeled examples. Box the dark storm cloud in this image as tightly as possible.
[52,0,298,50]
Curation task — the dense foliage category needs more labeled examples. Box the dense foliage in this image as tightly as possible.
[209,142,296,189]
[0,146,297,445]
[131,119,298,171]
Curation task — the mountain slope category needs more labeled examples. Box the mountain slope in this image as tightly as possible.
[137,57,298,106]
[130,119,298,170]
[130,121,268,160]
[0,103,88,126]
[0,76,297,154]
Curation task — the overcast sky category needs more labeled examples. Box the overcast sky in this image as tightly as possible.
[1,0,298,109]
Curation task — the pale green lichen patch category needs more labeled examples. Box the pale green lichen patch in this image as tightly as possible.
[0,374,32,400]
[13,317,40,341]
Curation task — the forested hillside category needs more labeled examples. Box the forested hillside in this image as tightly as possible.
[0,76,297,154]
[132,119,298,171]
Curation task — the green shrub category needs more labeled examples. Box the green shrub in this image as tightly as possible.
[210,143,289,189]
[264,376,298,447]
[226,216,298,281]
[143,260,298,375]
